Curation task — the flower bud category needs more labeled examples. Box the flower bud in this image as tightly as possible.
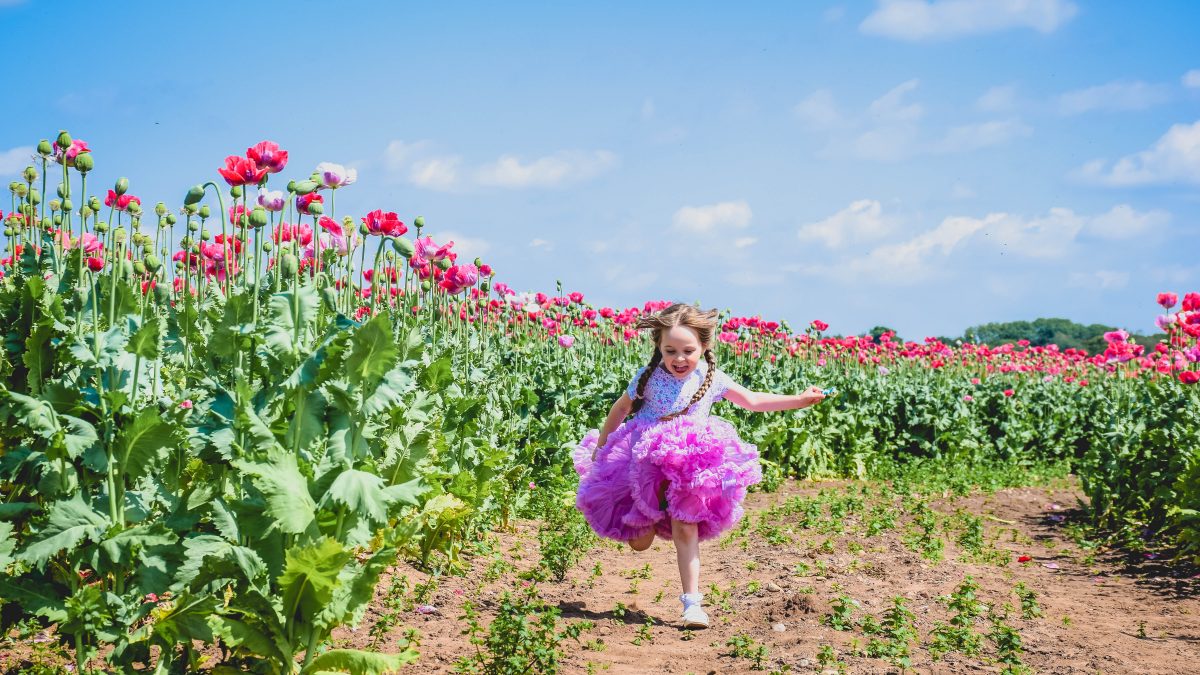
[413,215,425,229]
[88,196,101,211]
[184,184,205,206]
[230,184,243,199]
[392,237,415,259]
[200,228,211,241]
[73,152,94,174]
[291,180,318,195]
[166,213,178,225]
[198,205,211,219]
[249,206,268,228]
[96,221,109,233]
[23,166,37,183]
[421,279,432,291]
[37,139,53,156]
[473,257,483,267]
[359,223,370,236]
[321,286,338,311]
[114,177,129,196]
[154,201,167,217]
[133,260,147,276]
[61,198,72,212]
[262,240,273,252]
[480,281,490,293]
[56,131,72,150]
[281,253,299,275]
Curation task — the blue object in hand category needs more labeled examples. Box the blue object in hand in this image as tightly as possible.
[821,387,837,396]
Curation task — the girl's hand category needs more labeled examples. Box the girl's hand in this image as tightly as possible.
[801,385,826,406]
[592,435,608,461]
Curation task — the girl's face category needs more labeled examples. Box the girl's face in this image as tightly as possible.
[659,325,705,379]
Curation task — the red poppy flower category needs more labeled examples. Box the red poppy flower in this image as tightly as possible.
[217,155,267,187]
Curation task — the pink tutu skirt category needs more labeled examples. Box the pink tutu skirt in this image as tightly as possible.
[572,416,761,542]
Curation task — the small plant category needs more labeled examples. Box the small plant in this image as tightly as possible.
[745,560,759,571]
[821,594,860,631]
[653,589,665,602]
[745,580,762,595]
[455,583,592,674]
[1137,620,1147,639]
[632,617,655,646]
[1013,582,1042,619]
[816,644,847,674]
[369,575,414,649]
[903,502,944,562]
[531,498,596,582]
[724,633,769,670]
[989,615,1031,675]
[864,597,918,669]
[612,601,628,620]
[707,583,734,612]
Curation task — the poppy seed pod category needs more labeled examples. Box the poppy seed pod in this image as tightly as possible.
[321,286,338,311]
[281,253,299,276]
[157,217,167,230]
[421,279,431,291]
[56,183,68,198]
[80,205,93,219]
[392,236,415,259]
[56,131,72,150]
[184,184,205,206]
[114,177,129,196]
[187,220,199,232]
[73,152,94,174]
[49,199,61,212]
[88,196,101,211]
[61,198,72,212]
[29,189,41,205]
[120,259,134,277]
[413,216,425,229]
[435,257,451,271]
[262,240,273,252]
[249,206,268,228]
[198,205,211,219]
[23,166,37,183]
[474,257,483,267]
[306,201,323,216]
[133,261,146,276]
[154,285,170,304]
[166,213,177,226]
[230,185,243,199]
[113,227,127,243]
[37,139,53,156]
[128,201,142,216]
[358,223,370,237]
[154,202,167,217]
[200,229,211,241]
[96,221,108,233]
[15,184,27,198]
[292,179,318,195]
[52,214,62,226]
[146,255,161,273]
[179,235,192,247]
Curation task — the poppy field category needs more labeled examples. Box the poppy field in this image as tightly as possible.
[1,134,1198,673]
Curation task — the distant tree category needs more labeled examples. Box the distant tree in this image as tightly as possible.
[961,317,1159,354]
[867,325,900,343]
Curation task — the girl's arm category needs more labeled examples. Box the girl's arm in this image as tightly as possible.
[594,393,634,454]
[722,382,826,413]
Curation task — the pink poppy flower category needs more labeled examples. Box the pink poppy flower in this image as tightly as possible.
[438,263,479,295]
[246,141,288,174]
[1003,388,1015,397]
[105,190,141,212]
[558,335,575,348]
[362,210,407,237]
[295,193,323,214]
[811,320,829,332]
[1157,292,1178,309]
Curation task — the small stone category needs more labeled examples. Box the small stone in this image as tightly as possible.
[766,581,782,592]
[798,659,811,667]
[772,622,786,632]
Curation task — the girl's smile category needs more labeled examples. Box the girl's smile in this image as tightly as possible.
[660,325,704,380]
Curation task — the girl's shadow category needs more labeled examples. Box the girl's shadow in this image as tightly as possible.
[557,600,667,626]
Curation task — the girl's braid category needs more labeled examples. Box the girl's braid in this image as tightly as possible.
[659,349,717,422]
[629,350,662,414]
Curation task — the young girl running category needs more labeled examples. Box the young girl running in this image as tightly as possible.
[573,303,828,629]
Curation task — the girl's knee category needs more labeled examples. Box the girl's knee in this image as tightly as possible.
[671,520,698,541]
[629,531,655,551]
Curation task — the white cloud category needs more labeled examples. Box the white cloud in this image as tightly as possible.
[725,270,785,287]
[1068,270,1130,289]
[1182,70,1200,89]
[476,150,618,188]
[932,118,1031,153]
[801,214,984,283]
[976,84,1019,113]
[860,0,1078,41]
[980,208,1085,258]
[602,264,657,291]
[1086,204,1170,239]
[529,238,554,251]
[384,140,461,190]
[0,146,33,175]
[438,231,491,260]
[672,201,752,233]
[1074,120,1200,186]
[1058,81,1171,115]
[869,79,924,122]
[733,237,758,248]
[798,199,893,248]
[793,90,843,129]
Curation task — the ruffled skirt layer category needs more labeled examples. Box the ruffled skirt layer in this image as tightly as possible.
[572,416,760,542]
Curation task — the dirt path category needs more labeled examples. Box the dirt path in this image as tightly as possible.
[353,480,1200,674]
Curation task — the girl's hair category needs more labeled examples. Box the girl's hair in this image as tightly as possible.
[629,303,720,421]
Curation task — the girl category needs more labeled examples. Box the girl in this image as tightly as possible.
[573,303,827,629]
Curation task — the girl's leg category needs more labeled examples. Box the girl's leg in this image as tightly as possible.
[671,519,700,594]
[628,529,655,551]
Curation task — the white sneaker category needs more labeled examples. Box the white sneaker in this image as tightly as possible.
[681,602,710,629]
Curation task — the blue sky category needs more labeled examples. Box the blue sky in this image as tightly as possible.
[2,0,1198,338]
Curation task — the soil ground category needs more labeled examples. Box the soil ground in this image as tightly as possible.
[352,479,1200,675]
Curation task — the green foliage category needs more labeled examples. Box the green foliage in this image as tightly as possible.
[724,633,769,670]
[455,584,590,675]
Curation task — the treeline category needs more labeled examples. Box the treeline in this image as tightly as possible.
[863,318,1163,355]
